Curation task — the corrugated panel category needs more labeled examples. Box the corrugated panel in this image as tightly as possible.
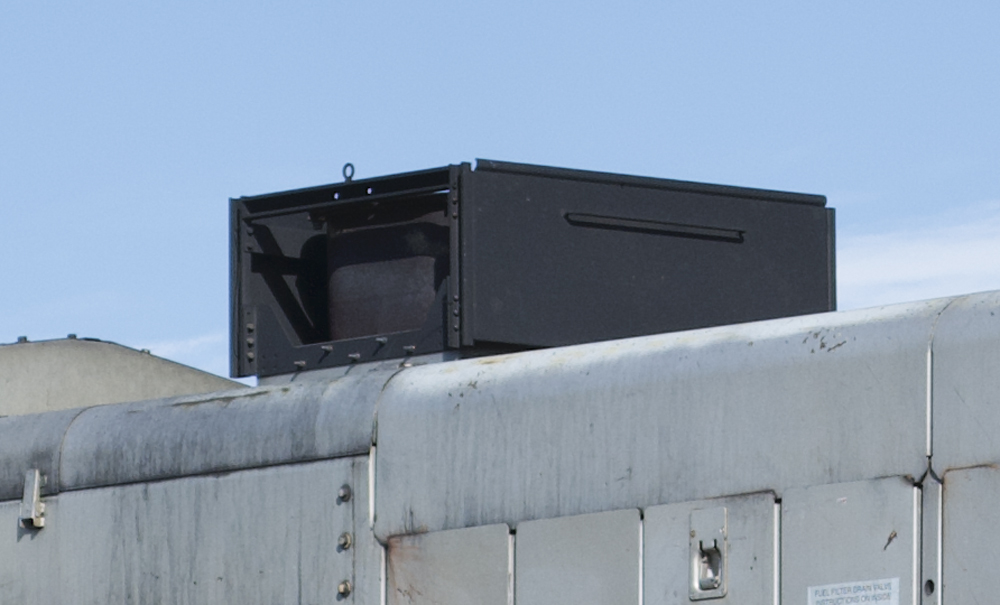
[515,509,640,605]
[781,477,917,605]
[929,291,1000,471]
[374,300,945,539]
[387,524,510,605]
[0,458,359,604]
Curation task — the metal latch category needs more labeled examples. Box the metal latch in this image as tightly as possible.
[19,469,46,529]
[689,506,727,600]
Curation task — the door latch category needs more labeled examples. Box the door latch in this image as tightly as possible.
[19,469,46,529]
[689,506,727,600]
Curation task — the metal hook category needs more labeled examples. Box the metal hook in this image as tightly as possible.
[343,163,355,182]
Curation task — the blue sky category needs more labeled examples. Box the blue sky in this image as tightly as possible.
[2,2,998,379]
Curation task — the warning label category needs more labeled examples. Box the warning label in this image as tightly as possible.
[807,577,899,605]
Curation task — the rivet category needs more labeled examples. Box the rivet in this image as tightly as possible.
[246,323,255,332]
[347,353,361,361]
[337,580,352,597]
[338,532,353,550]
[246,352,255,360]
[294,360,306,368]
[338,484,352,502]
[246,337,255,346]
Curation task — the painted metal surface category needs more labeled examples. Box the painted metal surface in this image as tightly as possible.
[0,458,360,604]
[644,492,776,605]
[781,477,917,605]
[515,508,640,605]
[374,300,943,539]
[921,477,942,605]
[0,337,244,417]
[351,456,385,605]
[939,465,1000,605]
[928,291,1000,471]
[387,523,510,605]
[0,364,391,498]
[0,408,81,501]
[5,291,1000,603]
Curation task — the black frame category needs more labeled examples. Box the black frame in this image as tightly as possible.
[232,160,835,378]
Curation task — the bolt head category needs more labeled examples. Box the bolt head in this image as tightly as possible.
[338,484,352,502]
[337,580,352,596]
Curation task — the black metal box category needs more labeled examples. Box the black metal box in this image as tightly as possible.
[231,160,835,377]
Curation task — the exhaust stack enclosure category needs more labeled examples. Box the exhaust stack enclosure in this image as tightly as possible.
[231,160,835,378]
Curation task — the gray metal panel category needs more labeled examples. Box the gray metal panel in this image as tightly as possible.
[515,508,640,605]
[374,300,944,539]
[929,291,1000,471]
[387,524,510,605]
[0,338,244,417]
[781,477,917,605]
[0,498,60,603]
[58,368,386,491]
[644,492,776,605]
[940,465,1000,605]
[0,458,356,604]
[0,408,81,501]
[921,477,941,605]
[352,455,385,605]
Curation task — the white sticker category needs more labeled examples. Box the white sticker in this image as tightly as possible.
[807,577,899,605]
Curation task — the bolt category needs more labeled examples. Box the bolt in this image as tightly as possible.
[337,580,352,597]
[347,353,361,361]
[294,360,306,368]
[338,484,352,502]
[321,345,334,352]
[403,345,416,354]
[246,323,255,332]
[246,352,255,360]
[246,337,255,346]
[338,532,353,550]
[375,336,388,344]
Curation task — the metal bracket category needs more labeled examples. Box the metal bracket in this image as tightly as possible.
[690,506,727,600]
[19,469,46,529]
